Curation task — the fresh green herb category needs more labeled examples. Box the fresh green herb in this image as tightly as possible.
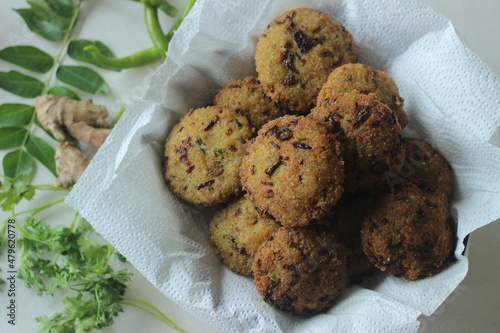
[0,46,54,73]
[195,137,206,154]
[0,0,197,331]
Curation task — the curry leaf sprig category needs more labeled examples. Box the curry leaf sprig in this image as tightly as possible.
[1,0,196,331]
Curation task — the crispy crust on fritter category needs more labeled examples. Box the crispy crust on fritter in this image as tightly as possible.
[240,115,344,227]
[255,7,357,113]
[209,196,280,275]
[400,138,455,197]
[360,179,456,280]
[252,226,352,316]
[309,91,405,193]
[163,106,253,206]
[317,63,408,128]
[212,77,285,130]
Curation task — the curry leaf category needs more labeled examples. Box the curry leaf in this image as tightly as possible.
[0,46,54,73]
[0,127,29,150]
[56,66,109,95]
[47,86,81,100]
[0,104,35,127]
[14,8,64,42]
[3,149,35,178]
[25,135,57,176]
[45,0,75,18]
[27,0,72,29]
[0,70,45,98]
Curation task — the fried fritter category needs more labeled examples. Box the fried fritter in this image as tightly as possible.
[309,91,405,193]
[240,115,344,227]
[163,106,253,206]
[255,7,357,113]
[317,63,408,128]
[252,226,352,316]
[360,179,456,280]
[314,194,376,280]
[401,137,454,197]
[212,77,285,130]
[209,196,280,275]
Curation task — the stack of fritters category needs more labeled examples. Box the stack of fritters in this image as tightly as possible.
[162,7,456,317]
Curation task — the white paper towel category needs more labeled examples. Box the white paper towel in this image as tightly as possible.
[66,0,500,332]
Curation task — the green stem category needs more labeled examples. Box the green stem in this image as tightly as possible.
[13,197,65,217]
[15,0,83,175]
[43,0,83,95]
[33,184,71,192]
[122,298,187,333]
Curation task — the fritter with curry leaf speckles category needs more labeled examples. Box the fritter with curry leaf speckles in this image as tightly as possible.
[211,77,286,130]
[163,106,253,206]
[255,7,357,113]
[317,63,408,128]
[209,196,280,275]
[360,179,456,280]
[401,138,455,197]
[252,226,352,316]
[309,91,405,193]
[240,115,344,227]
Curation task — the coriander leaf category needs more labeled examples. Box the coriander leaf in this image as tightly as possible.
[56,66,110,95]
[0,127,29,150]
[47,86,81,100]
[3,149,35,178]
[0,46,54,73]
[0,70,45,98]
[0,104,35,127]
[0,174,35,211]
[25,134,57,176]
[68,40,119,71]
[14,8,64,42]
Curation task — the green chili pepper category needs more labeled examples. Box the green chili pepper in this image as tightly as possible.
[83,44,165,70]
[144,4,169,52]
[85,0,196,70]
[130,0,178,17]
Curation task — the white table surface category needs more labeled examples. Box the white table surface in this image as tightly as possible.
[1,0,499,332]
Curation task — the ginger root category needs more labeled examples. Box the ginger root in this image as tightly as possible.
[36,95,112,147]
[55,142,90,188]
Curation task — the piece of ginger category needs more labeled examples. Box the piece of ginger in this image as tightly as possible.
[55,142,90,188]
[36,95,112,147]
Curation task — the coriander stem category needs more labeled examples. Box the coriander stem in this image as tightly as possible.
[123,297,187,333]
[33,184,71,192]
[121,299,187,333]
[69,211,79,231]
[13,198,65,217]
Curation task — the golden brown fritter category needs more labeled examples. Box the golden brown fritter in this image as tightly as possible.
[240,115,344,227]
[360,179,456,280]
[163,106,253,206]
[401,138,454,197]
[211,77,285,130]
[255,7,357,113]
[209,196,281,275]
[309,91,405,193]
[252,226,352,316]
[315,194,376,280]
[317,63,408,128]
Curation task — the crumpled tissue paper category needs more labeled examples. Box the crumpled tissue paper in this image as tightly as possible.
[66,0,500,332]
